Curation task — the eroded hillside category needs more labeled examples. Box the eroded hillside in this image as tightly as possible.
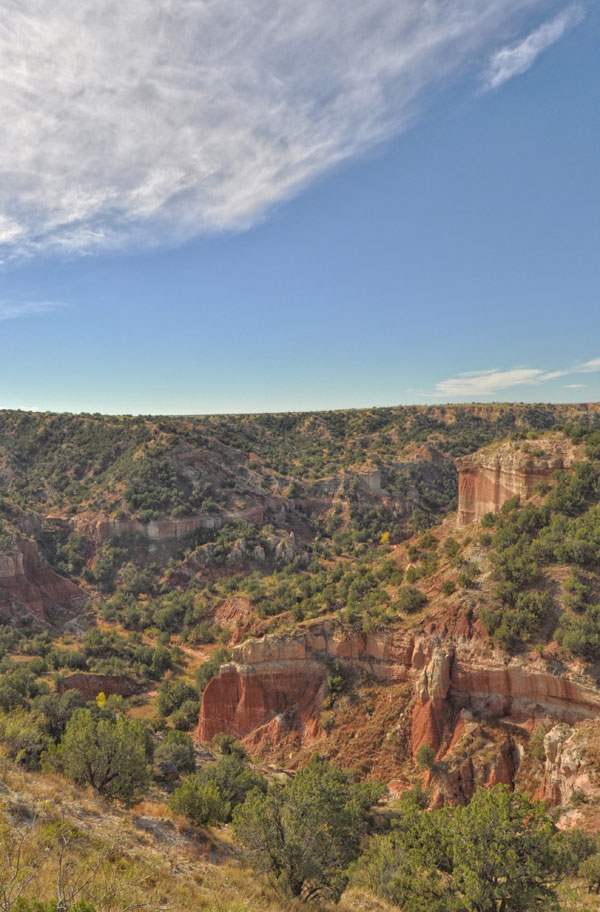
[1,405,600,835]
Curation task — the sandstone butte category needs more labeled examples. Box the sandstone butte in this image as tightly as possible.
[198,436,600,823]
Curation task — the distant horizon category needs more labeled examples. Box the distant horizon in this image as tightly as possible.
[3,399,600,420]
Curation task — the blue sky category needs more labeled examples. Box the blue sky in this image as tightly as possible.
[0,1,598,414]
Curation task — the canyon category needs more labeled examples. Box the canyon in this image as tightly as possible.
[197,434,600,817]
[1,409,599,823]
[197,614,600,808]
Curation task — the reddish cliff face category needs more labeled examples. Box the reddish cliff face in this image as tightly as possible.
[0,539,84,623]
[57,673,139,700]
[198,660,325,746]
[197,619,600,800]
[455,437,577,526]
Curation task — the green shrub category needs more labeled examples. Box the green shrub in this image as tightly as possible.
[154,730,196,775]
[169,777,228,826]
[395,586,427,614]
[233,757,378,903]
[45,709,150,804]
[197,754,266,820]
[415,743,436,769]
[171,699,201,731]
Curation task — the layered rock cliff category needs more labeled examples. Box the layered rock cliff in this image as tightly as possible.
[0,538,84,623]
[455,436,577,526]
[197,617,600,803]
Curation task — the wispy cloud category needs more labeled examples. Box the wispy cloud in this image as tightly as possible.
[483,4,585,90]
[564,384,586,389]
[435,368,551,397]
[434,357,600,397]
[0,1,554,257]
[575,358,600,373]
[0,300,66,321]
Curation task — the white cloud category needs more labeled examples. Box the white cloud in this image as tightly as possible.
[0,300,66,321]
[435,368,548,397]
[0,0,554,257]
[564,384,586,389]
[434,358,600,397]
[483,4,585,90]
[575,358,600,373]
[538,370,568,381]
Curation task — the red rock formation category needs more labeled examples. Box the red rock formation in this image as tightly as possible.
[0,539,84,623]
[456,437,576,526]
[197,620,600,776]
[411,648,452,756]
[58,673,139,700]
[198,661,325,743]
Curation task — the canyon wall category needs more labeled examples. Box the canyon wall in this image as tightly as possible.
[455,437,576,526]
[0,538,84,623]
[76,498,289,543]
[198,620,600,775]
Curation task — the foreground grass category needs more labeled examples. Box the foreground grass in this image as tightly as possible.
[0,758,595,912]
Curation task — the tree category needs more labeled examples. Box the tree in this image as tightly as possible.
[357,789,454,912]
[415,743,435,770]
[578,836,600,894]
[197,754,266,820]
[45,709,150,804]
[212,733,247,759]
[451,786,562,912]
[154,730,196,775]
[33,690,85,741]
[358,785,566,912]
[395,586,427,614]
[168,778,228,826]
[233,757,378,903]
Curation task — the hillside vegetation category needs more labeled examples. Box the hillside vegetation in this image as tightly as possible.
[1,404,600,909]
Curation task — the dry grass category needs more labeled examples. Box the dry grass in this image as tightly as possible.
[0,757,391,912]
[0,757,594,912]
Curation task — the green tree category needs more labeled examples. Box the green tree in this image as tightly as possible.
[32,690,85,741]
[451,786,562,911]
[45,709,150,804]
[154,730,196,775]
[580,851,600,894]
[356,789,454,912]
[395,586,427,614]
[415,743,435,769]
[358,785,565,912]
[168,778,228,826]
[197,754,266,820]
[233,757,376,903]
[212,733,247,759]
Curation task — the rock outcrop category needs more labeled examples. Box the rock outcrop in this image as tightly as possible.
[198,620,600,792]
[0,539,84,623]
[456,437,576,526]
[539,721,600,805]
[57,673,139,700]
[78,499,289,544]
